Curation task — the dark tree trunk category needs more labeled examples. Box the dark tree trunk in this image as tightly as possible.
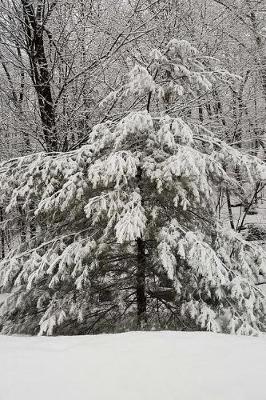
[21,0,57,152]
[136,237,147,328]
[198,105,203,122]
[135,166,147,328]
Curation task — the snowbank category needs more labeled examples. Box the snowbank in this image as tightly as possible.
[0,331,265,400]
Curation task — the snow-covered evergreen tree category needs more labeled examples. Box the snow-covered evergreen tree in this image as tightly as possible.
[0,39,265,335]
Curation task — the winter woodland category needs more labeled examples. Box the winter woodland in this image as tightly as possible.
[0,0,265,336]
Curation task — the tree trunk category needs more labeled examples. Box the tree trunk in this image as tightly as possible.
[248,6,266,103]
[136,166,147,328]
[136,237,147,328]
[21,0,57,152]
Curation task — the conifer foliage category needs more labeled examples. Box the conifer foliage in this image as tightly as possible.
[0,39,265,335]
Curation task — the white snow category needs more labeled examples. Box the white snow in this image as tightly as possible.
[0,293,9,304]
[0,331,266,400]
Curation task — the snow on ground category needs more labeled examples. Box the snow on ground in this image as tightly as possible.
[0,331,266,400]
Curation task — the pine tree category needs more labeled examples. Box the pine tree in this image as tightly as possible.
[0,39,265,335]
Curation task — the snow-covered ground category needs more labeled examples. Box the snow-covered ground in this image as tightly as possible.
[0,331,266,400]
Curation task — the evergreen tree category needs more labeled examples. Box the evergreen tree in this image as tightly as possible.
[0,39,265,335]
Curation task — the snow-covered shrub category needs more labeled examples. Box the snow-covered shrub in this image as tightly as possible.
[0,39,265,335]
[246,224,266,242]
